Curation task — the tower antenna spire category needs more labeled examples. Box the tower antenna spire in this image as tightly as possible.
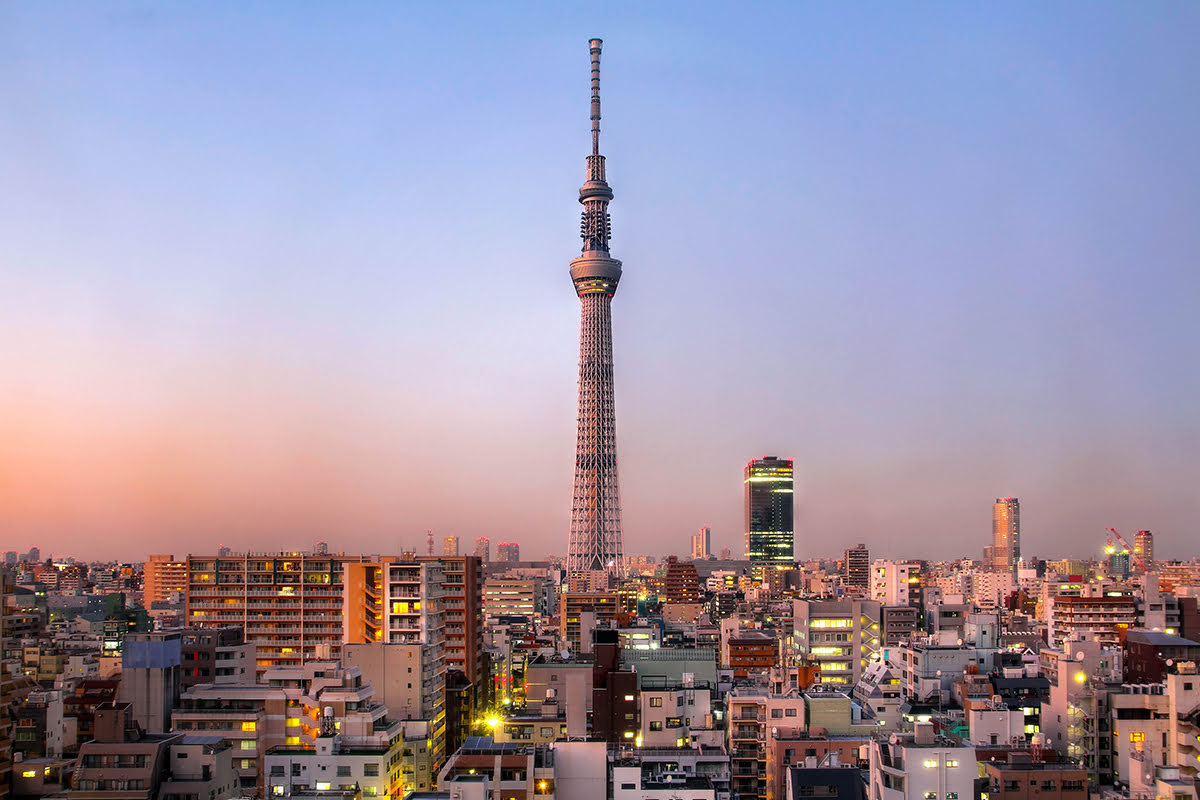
[567,38,625,585]
[590,38,603,156]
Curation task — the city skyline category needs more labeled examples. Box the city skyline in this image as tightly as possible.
[3,5,1198,562]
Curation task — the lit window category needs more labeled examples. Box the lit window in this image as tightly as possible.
[242,721,257,732]
[624,695,634,701]
[946,759,958,767]
[21,771,36,779]
[923,759,938,768]
[240,740,256,750]
[924,793,937,799]
[1130,732,1145,743]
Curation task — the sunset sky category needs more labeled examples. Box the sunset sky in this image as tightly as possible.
[3,3,1198,562]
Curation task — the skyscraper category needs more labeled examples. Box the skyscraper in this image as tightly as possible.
[474,537,490,563]
[566,39,626,582]
[990,497,1021,572]
[744,456,794,562]
[691,526,712,560]
[496,542,520,562]
[443,536,459,557]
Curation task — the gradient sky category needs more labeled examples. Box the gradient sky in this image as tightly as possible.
[2,3,1198,563]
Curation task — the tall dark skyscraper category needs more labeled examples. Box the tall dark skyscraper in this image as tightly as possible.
[566,39,626,581]
[744,456,794,562]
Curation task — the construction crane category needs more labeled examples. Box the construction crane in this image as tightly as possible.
[1105,527,1147,573]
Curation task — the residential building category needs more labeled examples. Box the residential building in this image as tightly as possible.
[185,552,367,673]
[868,722,979,800]
[142,555,188,606]
[662,557,701,605]
[981,755,1088,800]
[871,561,919,607]
[180,626,255,689]
[1133,530,1154,571]
[560,593,618,655]
[496,543,520,563]
[1046,594,1138,648]
[68,702,183,800]
[844,545,870,591]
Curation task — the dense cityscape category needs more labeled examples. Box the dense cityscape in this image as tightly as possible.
[4,10,1199,800]
[3,494,1200,800]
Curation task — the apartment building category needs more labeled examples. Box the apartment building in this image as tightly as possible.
[142,555,188,606]
[1046,594,1138,649]
[868,722,979,800]
[726,687,808,800]
[173,661,406,795]
[559,592,619,655]
[186,552,367,673]
[981,756,1087,800]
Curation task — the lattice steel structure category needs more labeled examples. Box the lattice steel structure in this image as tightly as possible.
[566,39,626,581]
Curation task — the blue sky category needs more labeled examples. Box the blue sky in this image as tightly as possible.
[2,3,1197,561]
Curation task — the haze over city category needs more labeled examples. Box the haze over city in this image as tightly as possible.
[3,3,1198,562]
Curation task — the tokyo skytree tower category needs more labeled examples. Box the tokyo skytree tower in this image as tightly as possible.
[566,39,626,581]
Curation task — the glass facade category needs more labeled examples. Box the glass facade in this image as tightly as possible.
[744,456,794,562]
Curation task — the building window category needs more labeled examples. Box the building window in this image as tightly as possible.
[923,759,938,768]
[650,722,662,731]
[945,759,958,768]
[947,794,958,799]
[337,767,351,777]
[924,793,937,799]
[785,708,797,717]
[1130,732,1145,743]
[364,764,379,777]
[771,709,783,719]
[650,698,663,707]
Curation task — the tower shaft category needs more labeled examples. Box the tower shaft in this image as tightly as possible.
[566,39,626,581]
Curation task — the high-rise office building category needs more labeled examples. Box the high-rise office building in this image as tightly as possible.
[566,39,626,582]
[443,536,459,557]
[691,526,712,560]
[496,542,520,562]
[474,537,490,563]
[744,456,794,562]
[844,544,870,590]
[989,497,1020,572]
[1134,530,1154,570]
